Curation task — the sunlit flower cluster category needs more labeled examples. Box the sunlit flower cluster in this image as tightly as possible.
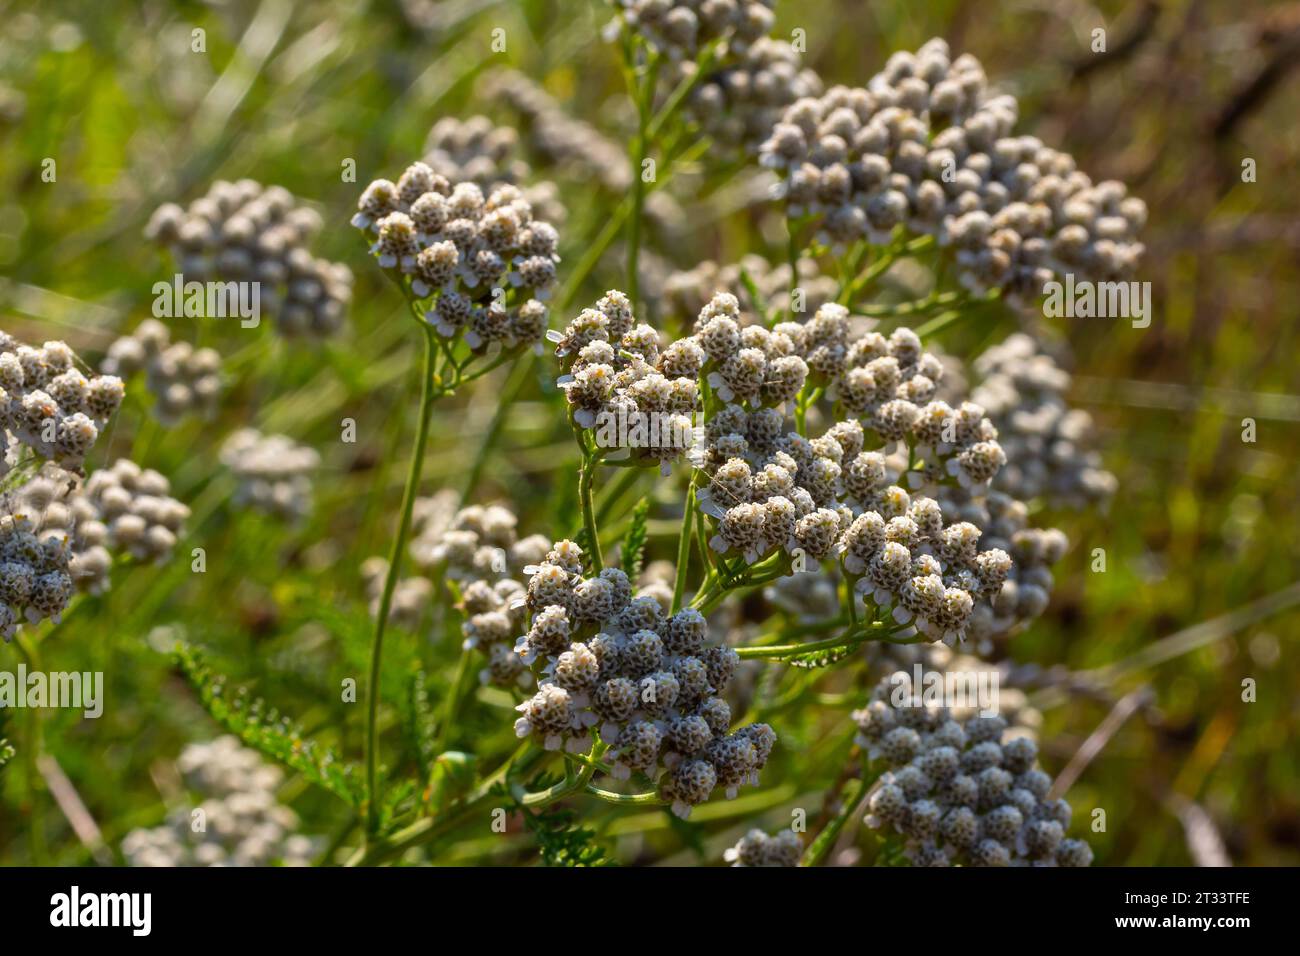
[354,164,557,351]
[759,39,1146,302]
[1,333,123,474]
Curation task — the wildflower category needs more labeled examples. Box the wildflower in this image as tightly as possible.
[355,165,558,354]
[503,539,775,816]
[854,672,1092,866]
[0,334,122,474]
[758,39,1145,298]
[121,737,323,867]
[145,180,353,338]
[970,333,1117,507]
[101,320,222,425]
[220,428,320,521]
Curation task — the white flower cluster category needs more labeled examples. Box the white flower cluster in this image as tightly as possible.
[929,486,1067,644]
[353,164,557,351]
[424,114,566,225]
[552,290,701,474]
[854,672,1093,867]
[606,0,776,62]
[410,498,551,582]
[121,736,322,867]
[970,333,1116,508]
[512,539,776,818]
[77,458,189,566]
[0,509,72,641]
[691,37,823,151]
[759,39,1146,301]
[145,179,354,338]
[220,428,319,521]
[405,497,548,688]
[723,826,802,866]
[661,253,837,327]
[101,319,222,425]
[1,332,123,474]
[7,461,188,597]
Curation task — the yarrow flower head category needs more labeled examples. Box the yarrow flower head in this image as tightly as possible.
[723,826,803,866]
[0,507,72,641]
[605,0,777,62]
[759,38,1145,302]
[969,333,1116,508]
[121,736,322,867]
[854,672,1092,867]
[403,496,549,689]
[101,319,222,425]
[145,180,353,338]
[1,331,123,474]
[424,114,566,225]
[353,162,559,353]
[8,460,188,597]
[552,290,702,474]
[220,428,319,521]
[509,538,776,818]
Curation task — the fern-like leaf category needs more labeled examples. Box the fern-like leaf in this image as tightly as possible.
[620,497,651,582]
[172,642,364,807]
[521,806,614,867]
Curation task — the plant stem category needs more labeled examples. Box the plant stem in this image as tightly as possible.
[15,631,48,864]
[734,621,899,660]
[670,475,696,613]
[802,772,870,866]
[364,323,439,838]
[574,428,604,571]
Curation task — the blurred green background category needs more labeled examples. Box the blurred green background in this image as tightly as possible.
[1,0,1297,866]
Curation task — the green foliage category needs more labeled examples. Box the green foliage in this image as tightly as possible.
[520,806,615,867]
[171,642,364,808]
[403,668,438,781]
[620,497,651,582]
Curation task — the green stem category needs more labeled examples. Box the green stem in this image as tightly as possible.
[585,785,665,805]
[14,631,47,865]
[434,647,473,753]
[734,621,901,660]
[670,475,696,613]
[802,774,870,867]
[364,323,439,837]
[575,428,604,571]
